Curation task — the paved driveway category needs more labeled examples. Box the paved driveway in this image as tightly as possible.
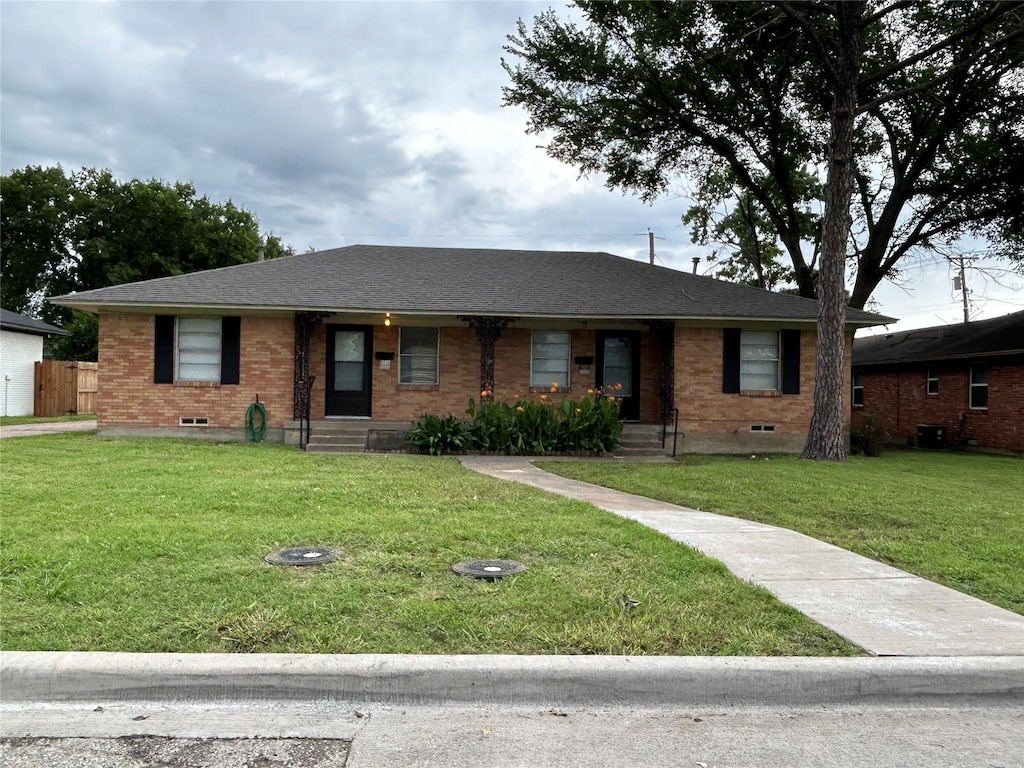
[0,420,97,439]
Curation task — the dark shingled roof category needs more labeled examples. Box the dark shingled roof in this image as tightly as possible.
[0,308,69,337]
[853,310,1024,366]
[52,244,890,325]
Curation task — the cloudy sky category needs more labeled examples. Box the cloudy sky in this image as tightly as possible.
[2,0,1020,332]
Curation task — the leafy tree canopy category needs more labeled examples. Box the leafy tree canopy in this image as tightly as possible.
[1,166,294,359]
[502,0,1024,309]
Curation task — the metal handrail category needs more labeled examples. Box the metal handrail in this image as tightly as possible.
[661,406,680,457]
[300,375,316,450]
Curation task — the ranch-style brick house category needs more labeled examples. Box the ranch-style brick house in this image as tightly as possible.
[852,310,1024,454]
[52,245,890,453]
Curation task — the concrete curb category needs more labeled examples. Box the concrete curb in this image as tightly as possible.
[3,652,1022,707]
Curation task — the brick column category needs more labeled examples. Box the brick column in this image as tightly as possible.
[460,316,517,401]
[645,320,675,423]
[293,311,328,420]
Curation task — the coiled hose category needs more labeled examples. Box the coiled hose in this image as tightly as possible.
[245,401,267,443]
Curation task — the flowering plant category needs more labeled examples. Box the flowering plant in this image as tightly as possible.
[460,385,623,455]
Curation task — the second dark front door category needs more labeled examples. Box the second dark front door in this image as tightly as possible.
[326,325,372,417]
[596,330,641,421]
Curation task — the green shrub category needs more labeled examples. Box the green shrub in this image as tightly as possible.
[408,413,470,455]
[464,387,623,455]
[850,415,887,457]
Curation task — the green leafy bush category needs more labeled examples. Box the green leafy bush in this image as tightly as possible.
[462,387,623,455]
[850,415,887,457]
[408,413,470,455]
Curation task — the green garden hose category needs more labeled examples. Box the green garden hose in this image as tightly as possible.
[245,401,267,443]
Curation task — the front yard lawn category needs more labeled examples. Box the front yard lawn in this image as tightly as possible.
[540,451,1024,614]
[0,435,858,655]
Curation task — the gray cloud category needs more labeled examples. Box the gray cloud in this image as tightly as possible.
[4,1,1014,327]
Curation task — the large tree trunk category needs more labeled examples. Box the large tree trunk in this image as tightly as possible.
[803,1,864,461]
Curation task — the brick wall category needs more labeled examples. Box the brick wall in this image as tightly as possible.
[672,325,843,438]
[98,313,294,431]
[99,313,861,453]
[308,324,656,423]
[853,361,1024,453]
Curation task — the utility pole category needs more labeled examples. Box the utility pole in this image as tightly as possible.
[636,228,664,265]
[947,255,977,323]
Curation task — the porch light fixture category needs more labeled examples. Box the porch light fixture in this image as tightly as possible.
[384,312,392,327]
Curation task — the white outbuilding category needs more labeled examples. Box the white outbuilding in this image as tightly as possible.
[0,309,69,417]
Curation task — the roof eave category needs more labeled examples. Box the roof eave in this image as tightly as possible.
[51,298,889,326]
[855,348,1024,366]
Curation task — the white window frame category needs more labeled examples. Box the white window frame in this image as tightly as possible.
[969,365,988,410]
[740,330,780,391]
[852,371,864,406]
[175,317,221,383]
[926,366,939,395]
[399,327,439,385]
[530,330,571,389]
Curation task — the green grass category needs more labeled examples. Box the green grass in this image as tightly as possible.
[0,435,857,655]
[539,451,1024,614]
[0,414,95,426]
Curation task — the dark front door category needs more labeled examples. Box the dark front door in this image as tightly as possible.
[596,330,641,421]
[326,325,372,417]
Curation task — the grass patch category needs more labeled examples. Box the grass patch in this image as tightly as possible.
[0,414,95,426]
[0,435,857,656]
[540,451,1024,614]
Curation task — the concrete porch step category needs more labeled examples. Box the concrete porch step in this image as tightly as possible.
[303,442,368,454]
[304,422,370,453]
[618,424,672,455]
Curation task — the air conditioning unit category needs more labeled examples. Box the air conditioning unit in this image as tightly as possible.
[917,424,946,449]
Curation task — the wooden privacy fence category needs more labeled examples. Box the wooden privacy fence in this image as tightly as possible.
[34,360,98,417]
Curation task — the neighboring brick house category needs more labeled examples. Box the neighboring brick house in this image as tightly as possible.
[52,245,888,452]
[0,308,69,417]
[852,311,1024,454]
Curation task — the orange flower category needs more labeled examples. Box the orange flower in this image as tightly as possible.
[540,394,548,401]
[550,382,559,392]
[587,388,594,395]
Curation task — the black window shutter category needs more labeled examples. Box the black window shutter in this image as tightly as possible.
[221,317,241,385]
[723,328,741,393]
[781,329,801,394]
[154,316,175,384]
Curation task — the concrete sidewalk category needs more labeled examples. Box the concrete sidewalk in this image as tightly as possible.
[0,420,96,439]
[460,456,1024,657]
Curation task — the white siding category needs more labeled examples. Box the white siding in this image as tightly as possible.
[0,330,44,416]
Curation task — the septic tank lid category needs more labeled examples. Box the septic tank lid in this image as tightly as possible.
[265,546,338,566]
[452,559,527,580]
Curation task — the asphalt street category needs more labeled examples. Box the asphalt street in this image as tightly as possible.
[1,702,1022,767]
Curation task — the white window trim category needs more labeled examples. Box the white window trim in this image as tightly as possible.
[852,372,864,407]
[175,317,222,383]
[926,366,939,395]
[399,327,440,385]
[530,330,571,389]
[969,365,988,410]
[740,330,781,392]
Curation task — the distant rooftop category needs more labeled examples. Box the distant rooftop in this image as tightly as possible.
[0,308,69,337]
[853,310,1024,365]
